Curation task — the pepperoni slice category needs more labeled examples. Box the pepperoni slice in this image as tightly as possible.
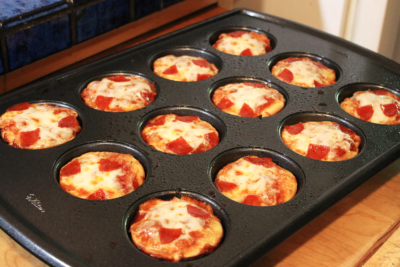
[306,144,330,160]
[205,132,219,148]
[175,116,198,123]
[20,128,40,147]
[192,59,209,68]
[60,160,81,177]
[133,212,147,223]
[140,91,155,105]
[244,156,274,168]
[197,74,213,81]
[350,142,357,152]
[159,227,182,244]
[87,189,108,200]
[162,65,178,75]
[314,80,325,87]
[187,205,210,218]
[356,105,374,120]
[339,125,356,136]
[166,136,193,155]
[58,116,79,128]
[147,116,166,127]
[277,68,294,83]
[189,231,204,238]
[107,75,130,82]
[373,89,388,96]
[283,57,302,63]
[215,180,238,192]
[334,147,347,158]
[284,122,304,135]
[265,45,272,53]
[243,82,265,88]
[255,97,275,115]
[227,31,247,37]
[381,103,397,117]
[240,48,253,56]
[243,195,262,206]
[99,158,121,172]
[95,95,113,110]
[217,96,234,109]
[7,102,30,111]
[239,103,256,117]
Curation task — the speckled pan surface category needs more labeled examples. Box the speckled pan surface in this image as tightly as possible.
[1,8,400,267]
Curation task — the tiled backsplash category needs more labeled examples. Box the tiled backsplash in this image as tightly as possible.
[0,0,184,75]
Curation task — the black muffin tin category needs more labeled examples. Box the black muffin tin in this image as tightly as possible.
[1,8,400,267]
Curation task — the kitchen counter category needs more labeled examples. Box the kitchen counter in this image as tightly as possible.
[1,5,400,267]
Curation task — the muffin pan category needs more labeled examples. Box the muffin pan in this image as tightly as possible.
[1,8,400,267]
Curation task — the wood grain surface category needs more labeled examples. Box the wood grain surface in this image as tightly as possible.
[1,5,400,267]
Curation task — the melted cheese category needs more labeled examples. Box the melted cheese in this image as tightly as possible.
[215,157,297,206]
[213,32,268,55]
[0,104,80,149]
[271,58,336,87]
[144,198,205,241]
[130,196,223,262]
[284,60,322,86]
[153,55,218,82]
[213,83,285,117]
[88,77,153,109]
[59,152,145,199]
[353,91,400,124]
[142,114,218,154]
[151,118,211,149]
[12,106,72,140]
[281,121,360,161]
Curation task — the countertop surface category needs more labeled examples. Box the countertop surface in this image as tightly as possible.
[1,5,400,267]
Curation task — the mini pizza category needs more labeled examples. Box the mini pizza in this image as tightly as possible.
[271,57,336,87]
[212,30,272,56]
[281,121,361,161]
[130,196,223,262]
[215,156,297,206]
[340,89,400,125]
[141,114,219,155]
[59,152,145,200]
[0,102,81,149]
[81,75,156,112]
[212,82,285,117]
[153,55,218,82]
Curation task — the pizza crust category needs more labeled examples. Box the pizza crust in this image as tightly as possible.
[130,196,223,262]
[212,82,285,117]
[281,121,361,161]
[212,31,272,56]
[141,114,219,155]
[81,75,156,112]
[215,156,297,206]
[0,103,81,149]
[340,89,400,124]
[271,57,336,87]
[59,152,145,200]
[153,55,218,82]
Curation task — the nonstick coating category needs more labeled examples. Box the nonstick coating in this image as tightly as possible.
[0,8,400,267]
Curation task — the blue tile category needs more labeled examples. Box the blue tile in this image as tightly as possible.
[135,0,161,20]
[163,0,184,8]
[0,0,65,23]
[6,14,71,71]
[4,4,69,28]
[77,0,130,43]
